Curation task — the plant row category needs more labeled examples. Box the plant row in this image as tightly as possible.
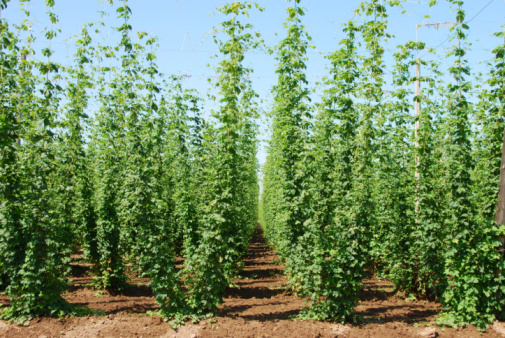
[261,0,505,330]
[0,0,260,323]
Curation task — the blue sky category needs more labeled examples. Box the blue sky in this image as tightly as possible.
[2,0,505,166]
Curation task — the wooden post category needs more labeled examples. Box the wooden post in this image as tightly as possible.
[494,33,505,259]
[494,124,505,301]
[494,125,505,260]
[415,58,421,220]
[16,54,26,146]
[415,58,421,175]
[494,127,505,226]
[492,34,505,317]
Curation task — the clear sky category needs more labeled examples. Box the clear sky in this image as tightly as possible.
[2,0,504,167]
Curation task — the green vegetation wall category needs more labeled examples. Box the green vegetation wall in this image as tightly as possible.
[261,0,505,330]
[0,0,260,323]
[1,0,505,331]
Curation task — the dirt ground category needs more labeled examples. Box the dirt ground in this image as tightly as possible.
[1,226,505,338]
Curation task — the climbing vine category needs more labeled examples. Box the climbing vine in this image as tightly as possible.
[0,0,505,330]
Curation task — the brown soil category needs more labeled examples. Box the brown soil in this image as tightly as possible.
[1,225,504,337]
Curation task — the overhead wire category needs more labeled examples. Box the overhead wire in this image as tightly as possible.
[419,0,496,58]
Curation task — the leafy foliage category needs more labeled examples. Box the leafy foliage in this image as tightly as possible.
[1,0,505,330]
[261,0,505,328]
[260,0,313,299]
[0,1,78,321]
[184,2,261,315]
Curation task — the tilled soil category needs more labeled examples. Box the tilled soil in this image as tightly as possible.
[1,225,504,337]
